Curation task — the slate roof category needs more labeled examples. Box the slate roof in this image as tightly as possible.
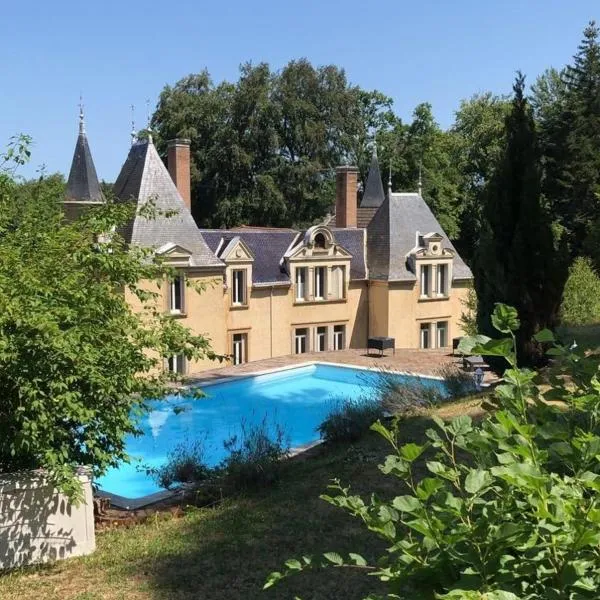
[201,229,297,285]
[113,139,222,268]
[201,228,367,284]
[367,193,472,282]
[360,151,385,208]
[65,125,104,203]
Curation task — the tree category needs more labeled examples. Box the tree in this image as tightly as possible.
[152,60,394,228]
[540,22,600,258]
[560,256,600,326]
[451,93,510,261]
[0,139,219,497]
[474,74,567,366]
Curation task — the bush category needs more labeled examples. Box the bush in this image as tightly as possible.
[318,397,384,443]
[268,304,600,599]
[560,256,600,326]
[220,415,289,490]
[364,369,444,415]
[153,439,212,489]
[436,363,476,399]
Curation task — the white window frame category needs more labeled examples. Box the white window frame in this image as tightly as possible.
[314,267,326,300]
[436,264,448,297]
[232,269,246,306]
[315,326,327,352]
[437,321,448,348]
[232,332,247,365]
[420,323,431,349]
[295,267,307,302]
[167,354,186,374]
[420,264,431,297]
[169,274,185,314]
[331,266,345,300]
[333,324,345,351]
[295,328,308,354]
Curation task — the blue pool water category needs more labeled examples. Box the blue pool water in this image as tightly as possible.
[96,364,445,499]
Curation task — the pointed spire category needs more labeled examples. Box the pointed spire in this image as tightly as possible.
[79,95,85,135]
[65,105,103,204]
[360,142,385,208]
[418,161,423,196]
[145,98,153,145]
[130,104,136,146]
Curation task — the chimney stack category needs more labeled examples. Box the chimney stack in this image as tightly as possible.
[167,139,191,211]
[335,165,358,228]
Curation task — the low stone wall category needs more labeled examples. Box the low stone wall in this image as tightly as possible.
[0,468,95,570]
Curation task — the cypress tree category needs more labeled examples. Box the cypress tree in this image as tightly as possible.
[475,73,568,367]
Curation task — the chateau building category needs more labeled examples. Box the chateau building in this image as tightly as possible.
[64,118,473,374]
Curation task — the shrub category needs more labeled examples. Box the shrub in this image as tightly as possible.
[318,397,384,443]
[267,304,600,599]
[560,256,600,326]
[153,439,212,489]
[220,415,289,490]
[436,363,477,399]
[364,369,444,415]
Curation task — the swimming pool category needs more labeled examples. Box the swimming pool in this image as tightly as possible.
[96,363,445,500]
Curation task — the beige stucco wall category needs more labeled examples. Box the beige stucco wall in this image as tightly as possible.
[0,470,95,570]
[385,279,471,349]
[126,268,470,372]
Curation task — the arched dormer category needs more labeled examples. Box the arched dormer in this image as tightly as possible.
[303,225,335,251]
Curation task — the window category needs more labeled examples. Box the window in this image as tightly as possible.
[437,321,448,348]
[330,266,345,300]
[420,265,431,297]
[295,267,307,301]
[314,267,326,300]
[232,333,247,365]
[316,326,327,352]
[333,324,345,350]
[169,274,184,314]
[420,323,431,349]
[314,233,326,249]
[232,269,246,306]
[437,264,448,297]
[167,354,186,374]
[295,328,308,354]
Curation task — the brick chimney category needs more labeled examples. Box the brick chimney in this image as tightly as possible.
[167,139,191,211]
[335,165,358,228]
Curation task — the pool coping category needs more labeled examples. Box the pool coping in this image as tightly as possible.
[95,361,459,509]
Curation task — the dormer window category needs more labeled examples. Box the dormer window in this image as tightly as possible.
[169,274,185,314]
[232,269,247,306]
[437,264,448,297]
[420,265,431,297]
[314,233,326,249]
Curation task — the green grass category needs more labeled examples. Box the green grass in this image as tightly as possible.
[0,399,483,600]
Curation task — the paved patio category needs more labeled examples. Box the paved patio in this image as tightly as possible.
[188,347,494,385]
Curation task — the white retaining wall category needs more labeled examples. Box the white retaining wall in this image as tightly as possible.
[0,468,95,570]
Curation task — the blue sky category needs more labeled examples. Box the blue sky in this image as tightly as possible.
[1,0,597,181]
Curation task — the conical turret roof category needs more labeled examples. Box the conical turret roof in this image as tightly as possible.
[65,117,103,203]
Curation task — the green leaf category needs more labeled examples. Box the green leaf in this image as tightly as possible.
[464,469,492,494]
[457,334,491,355]
[285,559,303,570]
[323,552,344,566]
[392,495,421,513]
[491,303,520,333]
[370,420,396,446]
[534,328,555,343]
[400,443,426,462]
[416,477,444,500]
[348,553,367,566]
[473,337,514,358]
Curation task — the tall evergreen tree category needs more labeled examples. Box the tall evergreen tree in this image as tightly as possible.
[540,22,600,259]
[475,74,567,366]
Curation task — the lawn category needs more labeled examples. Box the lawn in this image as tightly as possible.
[0,398,484,600]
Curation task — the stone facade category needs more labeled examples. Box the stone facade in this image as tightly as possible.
[63,123,473,374]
